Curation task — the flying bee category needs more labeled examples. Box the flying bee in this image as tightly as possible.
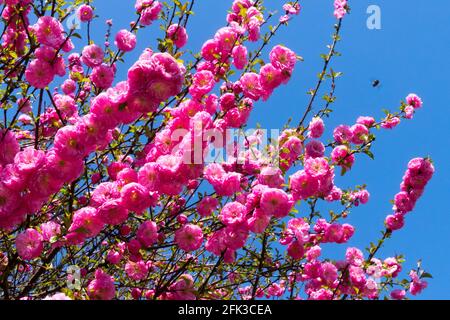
[371,79,381,88]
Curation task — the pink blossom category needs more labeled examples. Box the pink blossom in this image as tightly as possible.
[308,117,325,139]
[125,260,149,280]
[409,270,427,295]
[390,289,406,300]
[290,170,319,200]
[356,116,375,128]
[40,221,61,242]
[232,45,248,70]
[239,72,263,101]
[269,45,297,78]
[219,202,246,226]
[350,123,369,144]
[91,63,115,89]
[385,213,405,231]
[138,0,162,26]
[120,182,152,213]
[137,221,158,247]
[32,16,65,49]
[406,93,423,109]
[98,200,129,225]
[345,247,364,266]
[81,44,104,68]
[305,140,325,158]
[304,157,330,179]
[25,59,54,88]
[175,224,204,251]
[260,188,293,218]
[15,229,43,260]
[189,70,215,99]
[167,24,188,48]
[0,130,19,166]
[77,4,94,22]
[331,145,354,170]
[333,125,353,144]
[115,29,137,52]
[68,207,104,240]
[197,196,219,217]
[381,116,400,129]
[87,269,115,300]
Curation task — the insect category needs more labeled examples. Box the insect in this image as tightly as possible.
[371,79,381,88]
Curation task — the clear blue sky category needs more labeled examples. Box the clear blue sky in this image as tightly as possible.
[88,0,450,299]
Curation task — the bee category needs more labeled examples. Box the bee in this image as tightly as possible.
[372,79,381,88]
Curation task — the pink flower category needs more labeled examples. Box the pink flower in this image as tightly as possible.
[197,196,219,217]
[53,125,88,160]
[306,245,322,261]
[232,45,248,70]
[290,170,319,200]
[189,70,215,99]
[356,116,375,128]
[137,221,158,247]
[25,59,54,88]
[204,163,242,196]
[14,146,45,174]
[77,4,94,22]
[68,207,104,239]
[308,117,325,138]
[257,166,284,188]
[333,125,352,144]
[394,191,414,213]
[91,63,115,89]
[167,24,188,48]
[98,200,129,225]
[239,72,263,101]
[43,293,71,300]
[350,123,369,144]
[283,3,301,15]
[260,188,293,218]
[175,224,204,251]
[115,29,137,52]
[214,27,238,54]
[334,0,348,19]
[385,213,405,231]
[201,39,220,61]
[259,63,282,93]
[120,182,153,213]
[127,52,184,112]
[247,208,271,233]
[0,130,19,166]
[138,0,162,25]
[409,270,427,295]
[287,240,304,260]
[331,145,354,170]
[125,260,149,280]
[345,247,364,266]
[40,221,61,241]
[81,44,104,68]
[305,140,325,158]
[390,289,406,300]
[406,93,423,109]
[381,116,400,129]
[219,202,246,226]
[304,157,330,179]
[87,269,115,300]
[15,229,43,260]
[32,16,65,49]
[269,45,297,78]
[404,105,414,119]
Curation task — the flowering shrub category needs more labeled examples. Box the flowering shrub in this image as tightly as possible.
[0,0,435,300]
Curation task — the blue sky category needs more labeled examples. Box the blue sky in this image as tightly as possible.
[87,0,450,299]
